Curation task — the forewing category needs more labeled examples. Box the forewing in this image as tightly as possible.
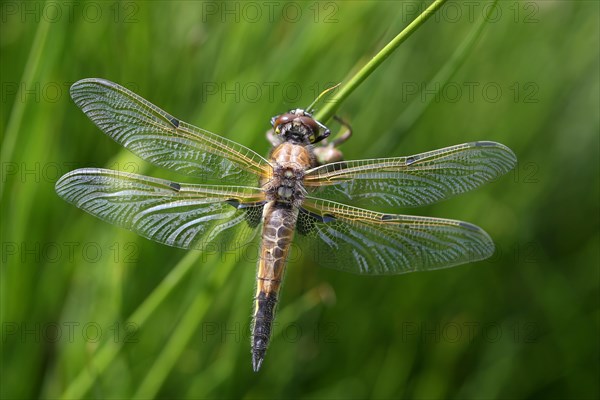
[305,141,516,207]
[295,197,494,275]
[70,78,271,185]
[55,168,266,251]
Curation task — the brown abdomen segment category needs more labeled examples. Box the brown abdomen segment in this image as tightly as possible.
[251,201,298,371]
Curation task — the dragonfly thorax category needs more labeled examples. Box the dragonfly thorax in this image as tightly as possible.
[265,164,306,206]
[265,142,312,207]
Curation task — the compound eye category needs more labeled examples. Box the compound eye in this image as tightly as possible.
[273,113,295,132]
[298,116,319,134]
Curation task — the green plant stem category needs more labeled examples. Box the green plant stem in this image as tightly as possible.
[314,0,448,123]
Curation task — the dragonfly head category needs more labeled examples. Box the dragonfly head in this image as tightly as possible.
[271,109,330,145]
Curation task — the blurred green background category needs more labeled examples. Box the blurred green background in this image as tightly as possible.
[1,1,598,399]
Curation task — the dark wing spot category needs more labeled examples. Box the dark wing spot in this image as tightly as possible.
[169,116,180,128]
[238,200,267,209]
[322,214,336,223]
[225,199,240,208]
[226,199,264,228]
[406,156,416,165]
[169,182,181,191]
[381,214,395,221]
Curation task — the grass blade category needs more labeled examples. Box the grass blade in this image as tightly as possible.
[314,0,448,123]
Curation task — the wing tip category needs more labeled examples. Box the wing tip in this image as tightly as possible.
[71,77,114,89]
[55,168,87,191]
[472,140,518,169]
[55,168,104,199]
[459,221,496,261]
[70,78,119,103]
[54,173,70,196]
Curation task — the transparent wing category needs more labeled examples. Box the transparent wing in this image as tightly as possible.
[295,197,494,275]
[70,78,271,185]
[55,168,266,251]
[304,141,516,207]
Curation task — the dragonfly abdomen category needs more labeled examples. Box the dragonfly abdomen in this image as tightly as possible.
[251,201,299,371]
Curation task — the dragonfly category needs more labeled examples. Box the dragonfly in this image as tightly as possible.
[56,78,517,371]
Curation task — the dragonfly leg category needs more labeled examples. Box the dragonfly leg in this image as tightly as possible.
[330,115,353,147]
[313,115,352,165]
